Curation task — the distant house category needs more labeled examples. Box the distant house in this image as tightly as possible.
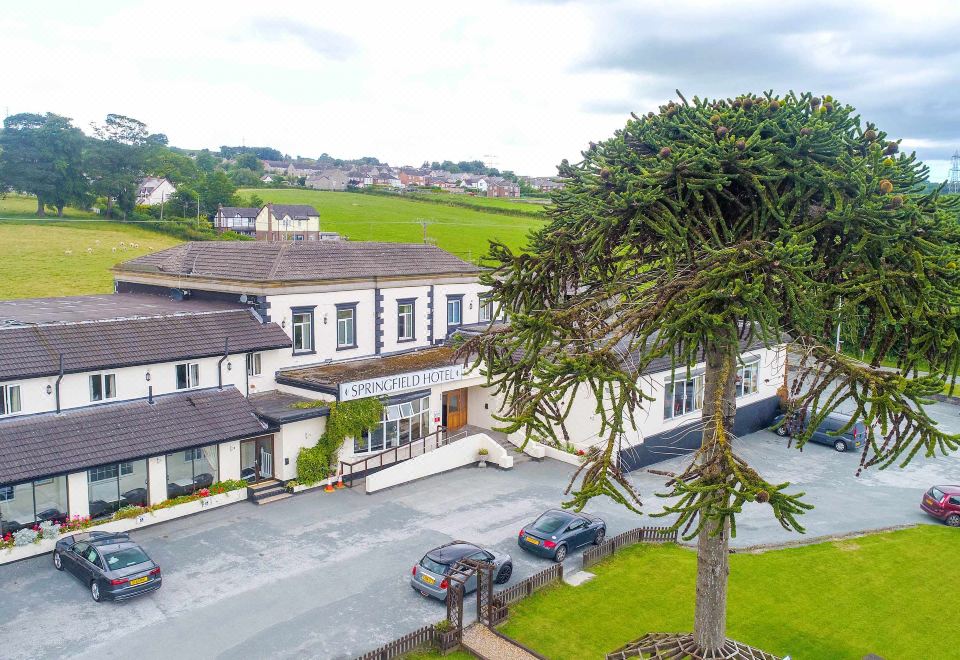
[262,160,290,174]
[399,168,429,187]
[254,203,333,241]
[346,169,373,187]
[213,206,259,237]
[462,176,489,193]
[260,174,275,184]
[527,177,565,193]
[305,170,349,191]
[375,173,403,188]
[136,177,176,206]
[487,178,520,198]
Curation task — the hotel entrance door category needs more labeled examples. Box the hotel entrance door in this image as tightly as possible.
[241,436,274,483]
[442,389,468,431]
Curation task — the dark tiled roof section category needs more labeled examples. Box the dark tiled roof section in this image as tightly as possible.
[277,346,457,391]
[271,204,318,218]
[0,292,243,326]
[0,388,271,485]
[0,309,291,380]
[117,241,481,282]
[218,207,259,218]
[248,390,330,424]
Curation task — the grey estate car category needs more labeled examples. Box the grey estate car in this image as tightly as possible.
[54,531,162,602]
[772,411,867,452]
[410,541,513,601]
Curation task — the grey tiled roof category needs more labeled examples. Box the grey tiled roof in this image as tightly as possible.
[217,207,259,218]
[0,292,244,326]
[0,309,291,380]
[117,241,481,283]
[0,387,272,485]
[270,204,318,218]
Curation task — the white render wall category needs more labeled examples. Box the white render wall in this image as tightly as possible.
[432,282,488,342]
[274,417,327,481]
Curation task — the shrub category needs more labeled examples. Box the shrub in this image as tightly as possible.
[38,521,61,539]
[13,528,38,546]
[209,479,247,495]
[296,444,330,485]
[434,619,452,633]
[478,448,489,456]
[114,505,148,520]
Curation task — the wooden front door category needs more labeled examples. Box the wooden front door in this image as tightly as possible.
[443,389,468,431]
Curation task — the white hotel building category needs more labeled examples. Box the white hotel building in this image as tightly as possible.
[0,241,784,533]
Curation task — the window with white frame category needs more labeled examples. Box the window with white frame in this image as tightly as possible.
[292,308,314,353]
[0,485,13,502]
[0,384,21,416]
[175,362,200,390]
[183,448,203,461]
[663,373,704,420]
[246,352,262,376]
[447,296,463,326]
[479,296,493,323]
[736,359,760,397]
[89,374,117,402]
[397,300,415,341]
[336,304,357,349]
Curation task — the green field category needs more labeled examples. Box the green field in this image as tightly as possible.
[241,189,544,262]
[500,525,955,659]
[0,195,182,299]
[407,191,549,215]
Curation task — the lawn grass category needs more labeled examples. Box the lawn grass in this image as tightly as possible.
[0,213,181,299]
[500,525,956,660]
[402,649,474,659]
[240,188,543,261]
[0,193,99,219]
[408,191,549,215]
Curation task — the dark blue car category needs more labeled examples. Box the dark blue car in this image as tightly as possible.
[771,411,866,452]
[518,509,606,562]
[53,531,162,602]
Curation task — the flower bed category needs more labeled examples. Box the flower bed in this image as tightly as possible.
[0,479,248,565]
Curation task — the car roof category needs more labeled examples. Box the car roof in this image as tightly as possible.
[427,542,481,563]
[540,509,577,521]
[934,485,960,494]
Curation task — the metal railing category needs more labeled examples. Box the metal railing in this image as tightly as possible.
[339,426,451,487]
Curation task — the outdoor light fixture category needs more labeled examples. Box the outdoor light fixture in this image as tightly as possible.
[145,371,152,382]
[46,384,53,395]
[469,301,473,309]
[323,313,328,325]
[282,319,286,328]
[227,362,233,371]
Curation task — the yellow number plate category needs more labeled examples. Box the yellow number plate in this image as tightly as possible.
[421,574,436,585]
[129,576,149,586]
[526,536,540,545]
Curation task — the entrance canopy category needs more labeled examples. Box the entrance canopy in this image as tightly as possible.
[276,346,466,400]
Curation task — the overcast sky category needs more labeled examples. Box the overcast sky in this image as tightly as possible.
[1,0,957,179]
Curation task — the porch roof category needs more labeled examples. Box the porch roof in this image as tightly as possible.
[248,390,330,424]
[276,346,459,394]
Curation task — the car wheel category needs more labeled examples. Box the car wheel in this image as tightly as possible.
[594,527,606,545]
[495,562,513,584]
[775,426,789,437]
[554,544,567,563]
[90,581,102,603]
[946,514,960,528]
[834,440,847,452]
[53,551,63,571]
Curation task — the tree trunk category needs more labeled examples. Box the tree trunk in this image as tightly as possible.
[36,197,45,217]
[106,197,114,219]
[693,335,738,651]
[57,204,65,217]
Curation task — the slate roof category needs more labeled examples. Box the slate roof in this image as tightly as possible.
[270,204,318,218]
[0,387,272,485]
[0,308,291,381]
[217,207,259,218]
[0,292,243,326]
[276,346,458,393]
[116,241,481,283]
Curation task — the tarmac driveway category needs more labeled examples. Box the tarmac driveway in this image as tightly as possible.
[1,401,957,659]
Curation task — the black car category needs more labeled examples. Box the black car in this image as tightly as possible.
[53,531,162,602]
[771,411,867,452]
[518,509,606,562]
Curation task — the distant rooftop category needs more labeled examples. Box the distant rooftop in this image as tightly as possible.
[116,241,481,284]
[0,292,243,326]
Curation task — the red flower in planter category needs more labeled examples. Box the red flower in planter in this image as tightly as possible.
[199,488,210,498]
[577,449,586,456]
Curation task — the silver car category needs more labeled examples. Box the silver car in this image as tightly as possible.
[410,540,513,600]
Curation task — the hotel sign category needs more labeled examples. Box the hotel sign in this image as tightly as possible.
[339,365,464,401]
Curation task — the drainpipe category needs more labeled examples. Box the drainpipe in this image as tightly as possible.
[148,385,154,405]
[217,338,229,390]
[245,352,251,398]
[55,354,64,413]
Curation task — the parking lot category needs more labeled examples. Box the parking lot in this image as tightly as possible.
[1,403,957,660]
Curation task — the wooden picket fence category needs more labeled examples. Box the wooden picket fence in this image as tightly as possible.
[497,562,564,605]
[354,624,436,660]
[582,526,678,569]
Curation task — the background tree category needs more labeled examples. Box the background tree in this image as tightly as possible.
[233,152,263,172]
[465,92,960,657]
[87,114,150,218]
[0,113,87,216]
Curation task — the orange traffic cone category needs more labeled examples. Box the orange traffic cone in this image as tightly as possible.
[324,479,335,492]
[335,475,345,489]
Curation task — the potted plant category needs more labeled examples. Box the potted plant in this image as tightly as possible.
[477,447,489,468]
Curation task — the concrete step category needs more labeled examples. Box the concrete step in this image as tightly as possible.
[254,493,293,505]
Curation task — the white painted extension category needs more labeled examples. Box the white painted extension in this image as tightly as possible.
[364,433,513,493]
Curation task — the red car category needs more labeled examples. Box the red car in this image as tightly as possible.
[920,485,960,527]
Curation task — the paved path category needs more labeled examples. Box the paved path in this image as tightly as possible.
[462,624,538,660]
[1,403,957,659]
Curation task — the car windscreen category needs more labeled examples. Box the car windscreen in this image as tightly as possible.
[420,555,449,575]
[103,547,150,570]
[929,487,945,501]
[532,513,569,535]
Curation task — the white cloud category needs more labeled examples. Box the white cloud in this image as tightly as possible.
[0,0,957,177]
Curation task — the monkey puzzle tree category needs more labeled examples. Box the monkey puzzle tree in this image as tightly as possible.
[464,92,960,657]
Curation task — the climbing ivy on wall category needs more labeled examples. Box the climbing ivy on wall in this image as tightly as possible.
[295,398,384,484]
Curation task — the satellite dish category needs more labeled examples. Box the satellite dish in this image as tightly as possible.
[239,294,248,303]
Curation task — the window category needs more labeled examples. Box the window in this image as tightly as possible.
[336,303,357,349]
[663,373,704,420]
[0,486,13,502]
[447,295,463,326]
[356,395,431,453]
[246,352,262,376]
[89,374,117,402]
[166,444,219,498]
[479,296,493,323]
[1,476,69,533]
[292,308,315,353]
[294,234,304,241]
[87,459,148,519]
[397,300,415,341]
[175,362,200,390]
[0,384,21,416]
[736,359,760,397]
